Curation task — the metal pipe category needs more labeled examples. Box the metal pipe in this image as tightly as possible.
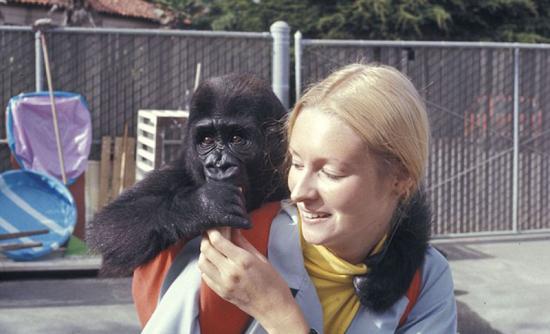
[294,31,303,100]
[20,26,271,39]
[270,21,290,109]
[301,39,550,50]
[432,230,550,242]
[512,48,520,233]
[3,25,550,49]
[35,31,43,92]
[0,26,33,31]
[0,242,43,251]
[0,229,49,241]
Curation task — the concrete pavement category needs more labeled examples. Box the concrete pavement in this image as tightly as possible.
[0,277,140,334]
[436,234,550,334]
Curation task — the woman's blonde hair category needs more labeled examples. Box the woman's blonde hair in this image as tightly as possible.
[288,63,430,193]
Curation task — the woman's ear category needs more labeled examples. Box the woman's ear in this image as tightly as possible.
[392,173,414,200]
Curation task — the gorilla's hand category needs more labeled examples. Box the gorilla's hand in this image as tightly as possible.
[173,181,251,236]
[88,170,253,275]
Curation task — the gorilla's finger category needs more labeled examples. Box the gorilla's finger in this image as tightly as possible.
[227,203,248,217]
[222,217,251,230]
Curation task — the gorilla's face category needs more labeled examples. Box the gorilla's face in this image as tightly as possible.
[182,73,288,211]
[192,114,263,194]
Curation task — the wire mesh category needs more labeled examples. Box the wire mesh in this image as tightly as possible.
[299,43,525,236]
[0,29,36,172]
[0,27,272,170]
[518,49,550,231]
[43,30,272,161]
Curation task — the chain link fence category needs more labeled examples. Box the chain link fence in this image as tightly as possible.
[49,28,273,161]
[296,39,550,236]
[2,26,550,237]
[0,27,272,166]
[518,49,550,232]
[0,27,36,171]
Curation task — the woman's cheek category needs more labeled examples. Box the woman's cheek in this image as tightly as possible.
[320,179,355,209]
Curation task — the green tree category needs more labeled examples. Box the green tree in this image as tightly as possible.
[150,0,213,28]
[149,0,550,42]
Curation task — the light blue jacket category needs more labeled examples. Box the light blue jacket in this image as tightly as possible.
[142,202,457,333]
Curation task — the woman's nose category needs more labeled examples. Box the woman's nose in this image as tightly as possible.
[290,173,317,203]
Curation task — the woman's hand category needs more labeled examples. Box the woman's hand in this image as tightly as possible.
[198,229,310,334]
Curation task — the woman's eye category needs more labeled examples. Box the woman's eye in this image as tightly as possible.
[291,161,304,170]
[321,169,343,180]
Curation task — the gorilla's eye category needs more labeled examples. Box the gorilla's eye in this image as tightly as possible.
[231,135,244,144]
[200,136,215,146]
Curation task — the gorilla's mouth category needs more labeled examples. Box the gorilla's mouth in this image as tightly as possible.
[204,164,252,208]
[205,170,248,195]
[205,165,240,181]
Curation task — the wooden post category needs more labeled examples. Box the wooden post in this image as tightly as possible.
[123,137,136,189]
[98,136,112,209]
[111,137,123,200]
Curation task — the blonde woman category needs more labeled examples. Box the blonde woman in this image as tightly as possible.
[145,64,457,333]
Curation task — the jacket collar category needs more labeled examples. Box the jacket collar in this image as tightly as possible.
[276,191,431,313]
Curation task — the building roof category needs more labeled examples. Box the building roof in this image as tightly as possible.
[9,0,167,21]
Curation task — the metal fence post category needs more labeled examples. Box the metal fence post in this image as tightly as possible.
[512,47,520,233]
[294,31,303,99]
[35,31,43,92]
[270,21,290,109]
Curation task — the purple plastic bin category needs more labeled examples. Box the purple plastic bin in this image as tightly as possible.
[6,92,92,185]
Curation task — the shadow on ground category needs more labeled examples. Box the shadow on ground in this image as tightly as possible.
[457,299,502,334]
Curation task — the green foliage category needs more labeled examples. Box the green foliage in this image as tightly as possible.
[148,0,550,42]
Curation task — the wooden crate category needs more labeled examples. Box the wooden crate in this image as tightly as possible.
[136,110,189,181]
[97,134,136,209]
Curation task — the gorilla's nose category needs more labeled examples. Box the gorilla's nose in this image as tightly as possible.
[205,161,241,182]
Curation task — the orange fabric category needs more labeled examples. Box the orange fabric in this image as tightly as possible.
[132,201,281,330]
[133,201,420,331]
[399,269,422,327]
[199,201,281,334]
[132,240,186,327]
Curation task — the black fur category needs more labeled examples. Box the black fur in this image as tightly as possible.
[87,73,288,276]
[353,190,431,312]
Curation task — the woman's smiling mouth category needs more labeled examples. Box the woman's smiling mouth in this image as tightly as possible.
[300,210,331,221]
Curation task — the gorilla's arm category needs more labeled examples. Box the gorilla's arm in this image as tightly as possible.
[87,166,250,275]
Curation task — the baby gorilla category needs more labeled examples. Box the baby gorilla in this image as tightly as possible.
[88,74,288,275]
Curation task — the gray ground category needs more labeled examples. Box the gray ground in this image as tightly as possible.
[0,234,549,334]
[0,277,140,334]
[437,234,550,334]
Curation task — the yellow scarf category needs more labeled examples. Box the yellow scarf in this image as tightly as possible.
[300,216,387,334]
